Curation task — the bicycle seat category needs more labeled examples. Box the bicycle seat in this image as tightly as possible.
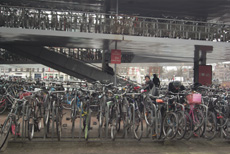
[156,99,164,103]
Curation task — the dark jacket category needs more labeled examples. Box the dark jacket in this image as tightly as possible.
[153,77,160,87]
[168,82,185,93]
[143,80,154,92]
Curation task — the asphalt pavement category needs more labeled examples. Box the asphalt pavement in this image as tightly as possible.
[1,110,230,154]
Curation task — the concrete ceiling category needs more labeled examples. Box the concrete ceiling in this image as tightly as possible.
[115,0,230,23]
[0,27,229,64]
[1,0,230,23]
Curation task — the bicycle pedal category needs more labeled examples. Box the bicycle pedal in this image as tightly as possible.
[66,117,71,121]
[93,122,97,125]
[63,124,67,127]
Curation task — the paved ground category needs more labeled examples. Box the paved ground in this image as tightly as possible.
[2,139,230,154]
[2,110,230,154]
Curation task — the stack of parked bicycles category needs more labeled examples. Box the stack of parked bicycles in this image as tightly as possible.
[1,80,230,151]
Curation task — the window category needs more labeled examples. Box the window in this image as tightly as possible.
[129,68,132,75]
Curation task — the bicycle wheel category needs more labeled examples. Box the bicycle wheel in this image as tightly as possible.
[122,112,128,138]
[156,109,162,140]
[222,120,230,139]
[43,97,51,136]
[204,111,217,140]
[0,96,7,115]
[183,112,194,140]
[56,107,62,141]
[176,111,186,140]
[51,101,56,139]
[71,101,76,137]
[193,108,205,137]
[0,118,12,151]
[162,112,178,140]
[84,119,89,141]
[84,113,90,141]
[133,110,143,141]
[116,105,121,133]
[111,109,118,141]
[27,108,35,141]
[35,104,42,132]
[144,99,154,126]
[98,110,104,138]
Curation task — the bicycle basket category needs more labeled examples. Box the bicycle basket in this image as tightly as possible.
[186,93,202,105]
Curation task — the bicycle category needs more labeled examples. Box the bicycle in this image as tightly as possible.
[0,94,26,151]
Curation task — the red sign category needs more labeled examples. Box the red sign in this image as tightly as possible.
[199,65,212,86]
[111,49,121,64]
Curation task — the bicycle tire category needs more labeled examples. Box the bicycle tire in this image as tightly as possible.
[0,95,7,115]
[98,110,104,138]
[51,101,56,139]
[193,108,205,129]
[122,112,127,138]
[0,118,12,151]
[176,111,186,140]
[35,104,42,132]
[183,112,194,140]
[111,108,118,141]
[162,112,178,140]
[133,110,143,141]
[116,104,121,132]
[193,108,205,137]
[71,100,76,138]
[56,107,62,141]
[221,120,230,139]
[204,111,217,140]
[144,98,154,126]
[156,109,162,140]
[43,96,51,136]
[27,108,35,141]
[84,114,90,141]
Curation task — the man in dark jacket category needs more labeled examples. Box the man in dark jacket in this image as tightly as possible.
[142,75,154,92]
[168,81,185,93]
[152,74,160,87]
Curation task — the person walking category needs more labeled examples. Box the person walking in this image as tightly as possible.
[152,74,160,87]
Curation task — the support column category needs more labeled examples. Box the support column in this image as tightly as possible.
[102,40,109,72]
[200,51,207,65]
[102,0,111,71]
[194,46,200,84]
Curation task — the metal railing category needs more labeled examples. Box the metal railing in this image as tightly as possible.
[0,5,229,42]
[46,47,134,63]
